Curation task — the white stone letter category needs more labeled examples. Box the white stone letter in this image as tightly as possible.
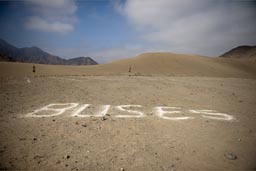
[155,106,193,120]
[115,105,144,118]
[72,104,111,117]
[25,103,78,117]
[189,110,235,121]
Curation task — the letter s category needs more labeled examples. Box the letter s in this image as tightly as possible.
[189,110,235,121]
[115,105,144,118]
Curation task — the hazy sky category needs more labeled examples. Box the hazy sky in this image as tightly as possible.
[0,0,256,63]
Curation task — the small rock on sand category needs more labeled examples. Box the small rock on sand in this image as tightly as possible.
[225,153,237,160]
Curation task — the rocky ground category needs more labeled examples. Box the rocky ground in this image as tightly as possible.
[0,75,256,170]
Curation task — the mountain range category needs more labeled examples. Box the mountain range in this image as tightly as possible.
[0,39,97,65]
[1,38,255,65]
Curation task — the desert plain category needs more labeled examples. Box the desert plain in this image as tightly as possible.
[0,53,256,170]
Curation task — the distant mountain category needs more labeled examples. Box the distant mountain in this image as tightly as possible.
[0,38,98,65]
[220,45,256,58]
[66,57,97,65]
[0,53,15,62]
[0,39,18,58]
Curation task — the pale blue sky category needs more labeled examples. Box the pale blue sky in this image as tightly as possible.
[0,0,256,63]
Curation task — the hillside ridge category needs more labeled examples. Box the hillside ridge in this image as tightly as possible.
[220,45,256,58]
[0,38,98,65]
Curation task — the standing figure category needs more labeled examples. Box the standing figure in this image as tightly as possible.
[33,65,35,73]
[129,67,131,73]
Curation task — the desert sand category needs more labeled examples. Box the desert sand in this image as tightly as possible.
[0,53,256,170]
[1,52,256,78]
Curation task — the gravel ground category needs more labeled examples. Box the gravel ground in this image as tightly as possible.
[0,75,256,170]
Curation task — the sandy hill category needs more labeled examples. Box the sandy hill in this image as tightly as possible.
[89,53,256,77]
[220,45,256,58]
[0,52,255,78]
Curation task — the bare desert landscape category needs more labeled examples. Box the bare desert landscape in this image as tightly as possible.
[1,0,256,170]
[0,53,256,170]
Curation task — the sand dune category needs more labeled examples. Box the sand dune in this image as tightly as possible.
[95,53,256,77]
[0,52,255,78]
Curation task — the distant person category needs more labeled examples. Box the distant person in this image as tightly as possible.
[33,65,35,73]
[129,67,131,73]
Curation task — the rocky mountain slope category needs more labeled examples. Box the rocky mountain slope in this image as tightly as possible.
[220,45,256,58]
[0,39,97,65]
